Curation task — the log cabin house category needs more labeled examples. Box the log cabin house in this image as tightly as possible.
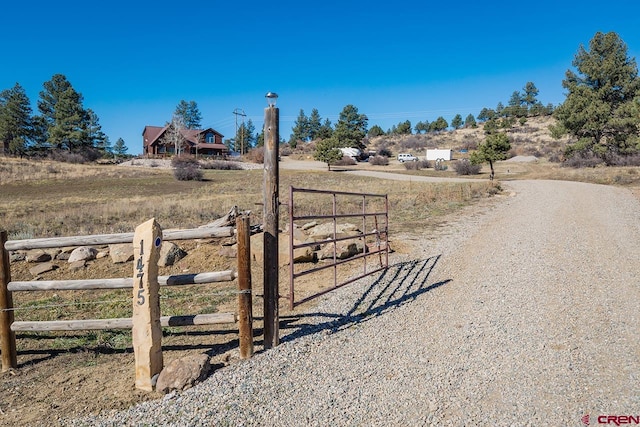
[142,125,227,157]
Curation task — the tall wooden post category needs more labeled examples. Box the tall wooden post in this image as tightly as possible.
[263,100,280,349]
[132,219,163,391]
[236,215,253,359]
[0,231,17,371]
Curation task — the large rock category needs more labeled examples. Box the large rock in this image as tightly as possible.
[307,222,360,240]
[301,221,317,231]
[26,249,52,263]
[9,251,26,262]
[44,248,61,259]
[155,354,211,394]
[158,242,187,267]
[68,260,86,271]
[56,247,75,261]
[109,243,134,264]
[319,240,364,260]
[68,246,97,263]
[29,262,57,276]
[250,232,316,266]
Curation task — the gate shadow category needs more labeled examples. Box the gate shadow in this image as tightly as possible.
[278,254,450,345]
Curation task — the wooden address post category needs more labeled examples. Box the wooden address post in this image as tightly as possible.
[132,218,163,391]
[236,215,253,359]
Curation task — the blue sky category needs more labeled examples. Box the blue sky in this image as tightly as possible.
[2,0,640,154]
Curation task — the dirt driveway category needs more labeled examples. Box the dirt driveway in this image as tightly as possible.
[59,179,640,426]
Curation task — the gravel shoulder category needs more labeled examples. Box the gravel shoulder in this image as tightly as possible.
[68,179,640,426]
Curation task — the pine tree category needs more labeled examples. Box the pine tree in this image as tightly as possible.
[464,114,477,128]
[0,83,33,155]
[368,125,385,137]
[333,105,368,149]
[236,119,255,154]
[522,82,539,113]
[555,31,640,158]
[414,120,430,134]
[290,109,309,144]
[35,74,93,152]
[86,109,107,151]
[451,114,463,130]
[316,118,333,140]
[47,87,89,150]
[174,100,202,129]
[470,132,511,180]
[113,137,128,156]
[429,116,449,132]
[313,137,343,170]
[308,108,322,140]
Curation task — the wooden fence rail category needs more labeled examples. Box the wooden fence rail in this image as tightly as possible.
[0,218,253,377]
[4,226,234,251]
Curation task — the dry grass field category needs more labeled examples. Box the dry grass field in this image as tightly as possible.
[0,117,639,425]
[0,156,498,426]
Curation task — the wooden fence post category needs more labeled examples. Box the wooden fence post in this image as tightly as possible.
[132,219,163,391]
[0,231,17,371]
[263,102,280,349]
[236,215,253,359]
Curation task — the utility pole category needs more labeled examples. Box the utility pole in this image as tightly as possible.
[233,108,246,154]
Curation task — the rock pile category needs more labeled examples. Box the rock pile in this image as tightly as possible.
[11,241,189,277]
[9,219,383,277]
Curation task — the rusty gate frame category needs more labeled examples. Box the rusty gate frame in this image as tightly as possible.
[287,186,389,309]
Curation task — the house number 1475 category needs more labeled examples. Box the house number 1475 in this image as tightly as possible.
[136,239,145,306]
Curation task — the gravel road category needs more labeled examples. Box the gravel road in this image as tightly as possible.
[69,179,640,426]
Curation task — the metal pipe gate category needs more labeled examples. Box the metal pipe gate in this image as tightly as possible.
[287,186,389,309]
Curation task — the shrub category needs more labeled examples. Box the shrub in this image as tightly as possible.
[246,147,264,164]
[399,136,426,151]
[333,156,357,166]
[604,153,640,166]
[174,164,203,181]
[404,161,419,170]
[280,146,293,157]
[434,161,448,171]
[171,155,203,180]
[201,160,243,170]
[418,159,430,169]
[171,155,199,168]
[368,155,389,166]
[49,150,87,164]
[403,159,431,170]
[548,152,563,163]
[460,137,479,151]
[453,159,481,175]
[377,148,392,158]
[563,154,603,168]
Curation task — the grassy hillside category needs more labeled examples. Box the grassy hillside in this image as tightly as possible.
[368,116,571,161]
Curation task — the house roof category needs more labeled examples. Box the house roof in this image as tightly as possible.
[143,126,226,149]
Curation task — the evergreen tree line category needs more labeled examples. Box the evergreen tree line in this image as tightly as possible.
[297,31,640,164]
[291,80,554,145]
[0,74,128,159]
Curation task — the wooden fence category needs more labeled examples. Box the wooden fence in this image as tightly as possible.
[0,216,253,380]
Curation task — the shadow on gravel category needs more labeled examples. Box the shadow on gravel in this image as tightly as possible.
[278,255,450,345]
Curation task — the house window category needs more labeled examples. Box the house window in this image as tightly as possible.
[206,132,214,143]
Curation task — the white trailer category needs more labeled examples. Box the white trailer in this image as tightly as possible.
[339,147,362,161]
[426,149,452,161]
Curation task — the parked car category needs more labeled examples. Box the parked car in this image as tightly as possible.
[397,153,419,163]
